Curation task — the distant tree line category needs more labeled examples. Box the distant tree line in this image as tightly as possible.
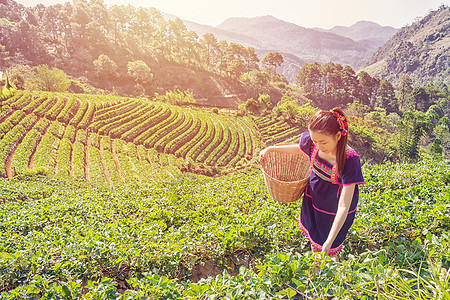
[293,62,450,162]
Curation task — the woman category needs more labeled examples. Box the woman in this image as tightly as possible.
[260,108,364,257]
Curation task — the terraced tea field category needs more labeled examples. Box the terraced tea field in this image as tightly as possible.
[0,89,307,183]
[0,90,277,182]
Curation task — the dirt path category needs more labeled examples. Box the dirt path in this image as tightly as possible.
[212,125,233,166]
[69,129,77,177]
[99,136,110,183]
[136,144,153,181]
[28,123,50,170]
[238,119,255,157]
[84,133,90,181]
[67,99,81,124]
[5,120,38,178]
[54,125,68,175]
[110,139,125,181]
[198,117,225,164]
[0,109,14,124]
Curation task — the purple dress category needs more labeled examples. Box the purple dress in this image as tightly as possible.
[298,132,364,255]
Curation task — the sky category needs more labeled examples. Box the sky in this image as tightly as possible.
[15,0,450,29]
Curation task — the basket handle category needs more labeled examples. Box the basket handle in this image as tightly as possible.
[260,143,303,158]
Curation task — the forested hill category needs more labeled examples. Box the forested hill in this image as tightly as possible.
[0,0,284,104]
[364,5,450,86]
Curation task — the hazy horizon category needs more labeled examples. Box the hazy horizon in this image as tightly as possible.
[14,0,449,29]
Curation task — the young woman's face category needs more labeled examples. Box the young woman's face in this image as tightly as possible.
[309,130,341,155]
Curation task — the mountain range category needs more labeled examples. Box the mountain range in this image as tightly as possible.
[181,15,398,82]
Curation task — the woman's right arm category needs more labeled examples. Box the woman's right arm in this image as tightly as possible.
[259,144,302,158]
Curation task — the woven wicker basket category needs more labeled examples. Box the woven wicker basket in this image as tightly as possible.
[260,145,310,203]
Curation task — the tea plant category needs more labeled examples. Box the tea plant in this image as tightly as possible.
[0,160,448,298]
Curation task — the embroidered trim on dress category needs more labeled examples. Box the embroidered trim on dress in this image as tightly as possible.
[311,146,335,184]
[345,148,359,159]
[310,145,360,185]
[298,218,343,256]
[330,165,339,184]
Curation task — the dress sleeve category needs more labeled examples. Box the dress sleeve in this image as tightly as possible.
[341,155,364,186]
[299,131,313,158]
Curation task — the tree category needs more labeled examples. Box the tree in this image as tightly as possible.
[216,40,229,75]
[32,64,70,92]
[378,79,398,113]
[228,59,245,78]
[10,73,25,90]
[410,86,431,112]
[0,44,10,69]
[132,7,150,47]
[245,70,270,87]
[183,30,200,67]
[322,62,343,102]
[296,62,322,95]
[72,0,90,47]
[397,75,413,111]
[341,65,358,104]
[110,5,127,44]
[127,60,153,83]
[357,71,379,108]
[167,18,187,60]
[397,110,432,162]
[93,54,118,87]
[273,98,298,120]
[429,137,443,157]
[202,33,218,69]
[42,6,58,41]
[242,47,259,73]
[6,64,35,90]
[258,93,272,110]
[262,52,283,73]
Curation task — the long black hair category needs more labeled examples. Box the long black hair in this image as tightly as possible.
[308,107,348,177]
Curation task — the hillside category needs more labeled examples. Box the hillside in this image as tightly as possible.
[363,5,450,85]
[0,0,280,106]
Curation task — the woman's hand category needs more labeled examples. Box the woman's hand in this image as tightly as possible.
[321,240,332,255]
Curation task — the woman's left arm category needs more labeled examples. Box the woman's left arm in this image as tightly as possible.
[322,184,356,254]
